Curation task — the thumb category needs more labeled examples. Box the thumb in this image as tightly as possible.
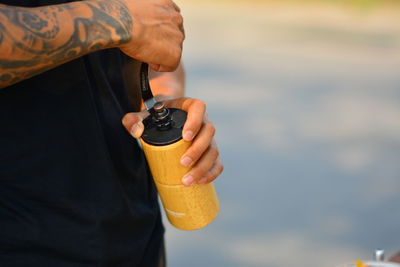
[122,110,149,138]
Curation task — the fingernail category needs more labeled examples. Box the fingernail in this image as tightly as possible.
[130,124,142,138]
[198,177,208,184]
[180,156,192,167]
[182,175,194,186]
[183,130,193,141]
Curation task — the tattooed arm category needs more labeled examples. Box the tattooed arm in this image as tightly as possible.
[0,1,130,88]
[0,0,184,89]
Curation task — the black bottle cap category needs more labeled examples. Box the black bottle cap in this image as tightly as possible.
[141,108,187,146]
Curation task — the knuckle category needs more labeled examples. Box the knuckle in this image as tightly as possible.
[197,99,206,109]
[209,146,219,160]
[209,168,217,179]
[165,52,181,71]
[206,123,216,136]
[209,165,222,180]
[180,30,185,42]
[203,175,212,183]
[192,168,206,181]
[170,48,181,64]
[192,98,205,107]
[191,99,206,113]
[122,113,134,125]
[211,124,216,136]
[122,115,129,126]
[189,146,202,161]
[219,163,224,175]
[176,13,184,25]
[208,172,217,182]
[214,148,220,159]
[175,48,182,60]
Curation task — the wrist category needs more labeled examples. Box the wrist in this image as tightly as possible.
[73,0,133,49]
[102,0,133,47]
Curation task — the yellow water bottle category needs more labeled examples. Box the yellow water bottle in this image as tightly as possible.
[139,101,219,230]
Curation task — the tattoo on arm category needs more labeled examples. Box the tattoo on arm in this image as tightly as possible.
[0,1,132,87]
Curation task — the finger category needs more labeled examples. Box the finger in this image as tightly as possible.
[198,156,224,184]
[181,142,219,186]
[156,35,184,72]
[122,110,149,138]
[180,121,215,167]
[180,99,206,141]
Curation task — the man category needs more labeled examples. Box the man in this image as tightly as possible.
[0,0,223,266]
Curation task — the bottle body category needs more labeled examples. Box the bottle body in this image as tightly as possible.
[140,138,219,230]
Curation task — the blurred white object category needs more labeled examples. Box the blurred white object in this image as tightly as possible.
[375,250,385,261]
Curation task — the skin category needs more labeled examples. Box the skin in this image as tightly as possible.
[0,0,184,88]
[0,0,223,186]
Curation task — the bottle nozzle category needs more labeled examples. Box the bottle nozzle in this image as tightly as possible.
[153,102,169,121]
[150,101,171,129]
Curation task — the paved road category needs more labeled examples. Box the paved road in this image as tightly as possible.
[165,2,400,266]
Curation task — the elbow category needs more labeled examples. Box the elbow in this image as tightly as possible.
[0,79,11,89]
[0,72,17,89]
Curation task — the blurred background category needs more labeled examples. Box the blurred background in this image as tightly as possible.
[166,1,400,266]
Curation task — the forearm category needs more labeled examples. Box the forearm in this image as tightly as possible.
[0,0,131,88]
[149,62,185,99]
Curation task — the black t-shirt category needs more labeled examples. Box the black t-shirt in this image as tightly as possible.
[0,2,164,266]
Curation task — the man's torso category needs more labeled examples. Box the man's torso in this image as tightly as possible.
[0,2,164,265]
